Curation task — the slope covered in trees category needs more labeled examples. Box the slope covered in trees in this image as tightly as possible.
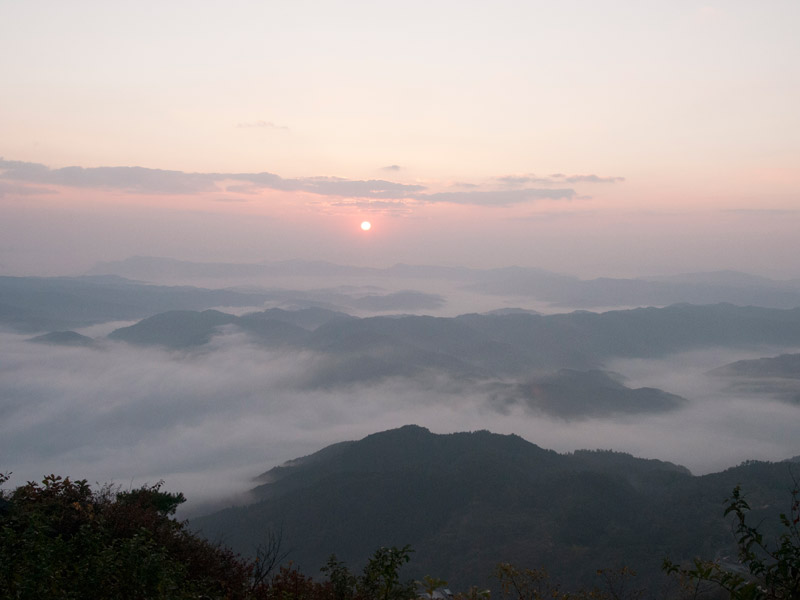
[191,426,799,593]
[4,430,799,599]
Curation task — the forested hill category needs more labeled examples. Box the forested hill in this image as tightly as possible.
[191,426,797,593]
[109,303,800,372]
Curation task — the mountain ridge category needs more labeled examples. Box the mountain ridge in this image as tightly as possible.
[191,425,796,593]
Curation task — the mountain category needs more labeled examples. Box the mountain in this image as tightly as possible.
[110,303,800,372]
[27,330,97,347]
[107,307,349,350]
[0,275,274,332]
[467,269,800,309]
[190,426,796,594]
[490,369,687,418]
[87,257,800,310]
[709,352,800,404]
[108,310,240,348]
[104,303,800,417]
[710,353,800,379]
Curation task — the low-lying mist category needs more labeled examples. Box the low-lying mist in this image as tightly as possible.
[2,329,799,517]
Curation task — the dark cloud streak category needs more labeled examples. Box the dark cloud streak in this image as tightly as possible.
[0,159,599,206]
[497,173,625,187]
[0,159,424,199]
[420,188,576,206]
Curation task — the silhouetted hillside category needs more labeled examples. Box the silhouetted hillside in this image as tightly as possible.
[88,258,800,310]
[492,369,687,418]
[191,426,798,593]
[711,352,800,378]
[710,352,800,405]
[27,330,96,347]
[109,303,800,375]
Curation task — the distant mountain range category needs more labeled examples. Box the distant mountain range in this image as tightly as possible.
[5,259,800,334]
[0,275,441,333]
[191,425,799,594]
[0,275,274,332]
[24,302,800,418]
[106,302,800,375]
[87,256,800,309]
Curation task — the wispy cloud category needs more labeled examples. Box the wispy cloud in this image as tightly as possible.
[329,199,411,212]
[0,180,56,197]
[419,188,576,206]
[381,165,402,172]
[496,175,554,187]
[563,174,625,184]
[497,173,625,187]
[724,208,800,216]
[0,159,424,199]
[0,159,217,194]
[236,120,289,130]
[0,158,588,207]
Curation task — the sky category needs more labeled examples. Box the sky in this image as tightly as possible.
[1,1,799,277]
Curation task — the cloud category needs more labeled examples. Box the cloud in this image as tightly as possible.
[418,188,576,206]
[381,165,402,171]
[0,159,217,194]
[2,329,799,516]
[0,180,56,197]
[289,177,425,199]
[0,158,613,206]
[562,174,625,184]
[0,159,425,199]
[724,208,800,216]
[236,120,289,130]
[497,173,625,187]
[329,199,411,212]
[496,175,555,187]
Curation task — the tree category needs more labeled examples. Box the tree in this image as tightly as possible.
[0,473,256,599]
[321,554,357,600]
[664,484,800,599]
[358,545,415,600]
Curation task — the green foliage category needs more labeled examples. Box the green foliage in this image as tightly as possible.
[318,546,416,600]
[494,562,597,600]
[0,473,255,599]
[0,473,421,600]
[359,544,415,600]
[418,575,449,598]
[321,554,357,600]
[116,480,186,516]
[664,484,800,599]
[494,563,644,600]
[453,585,492,600]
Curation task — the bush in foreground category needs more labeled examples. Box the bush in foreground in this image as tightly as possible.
[0,473,254,599]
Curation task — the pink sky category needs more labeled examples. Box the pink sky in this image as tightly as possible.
[1,1,798,277]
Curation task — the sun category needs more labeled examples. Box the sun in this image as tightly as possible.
[360,221,372,231]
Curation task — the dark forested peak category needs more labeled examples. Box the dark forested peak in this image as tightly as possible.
[570,448,691,476]
[507,368,687,419]
[27,330,96,347]
[107,308,315,349]
[191,426,799,593]
[248,426,559,501]
[108,309,238,348]
[241,306,354,331]
[710,352,800,378]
